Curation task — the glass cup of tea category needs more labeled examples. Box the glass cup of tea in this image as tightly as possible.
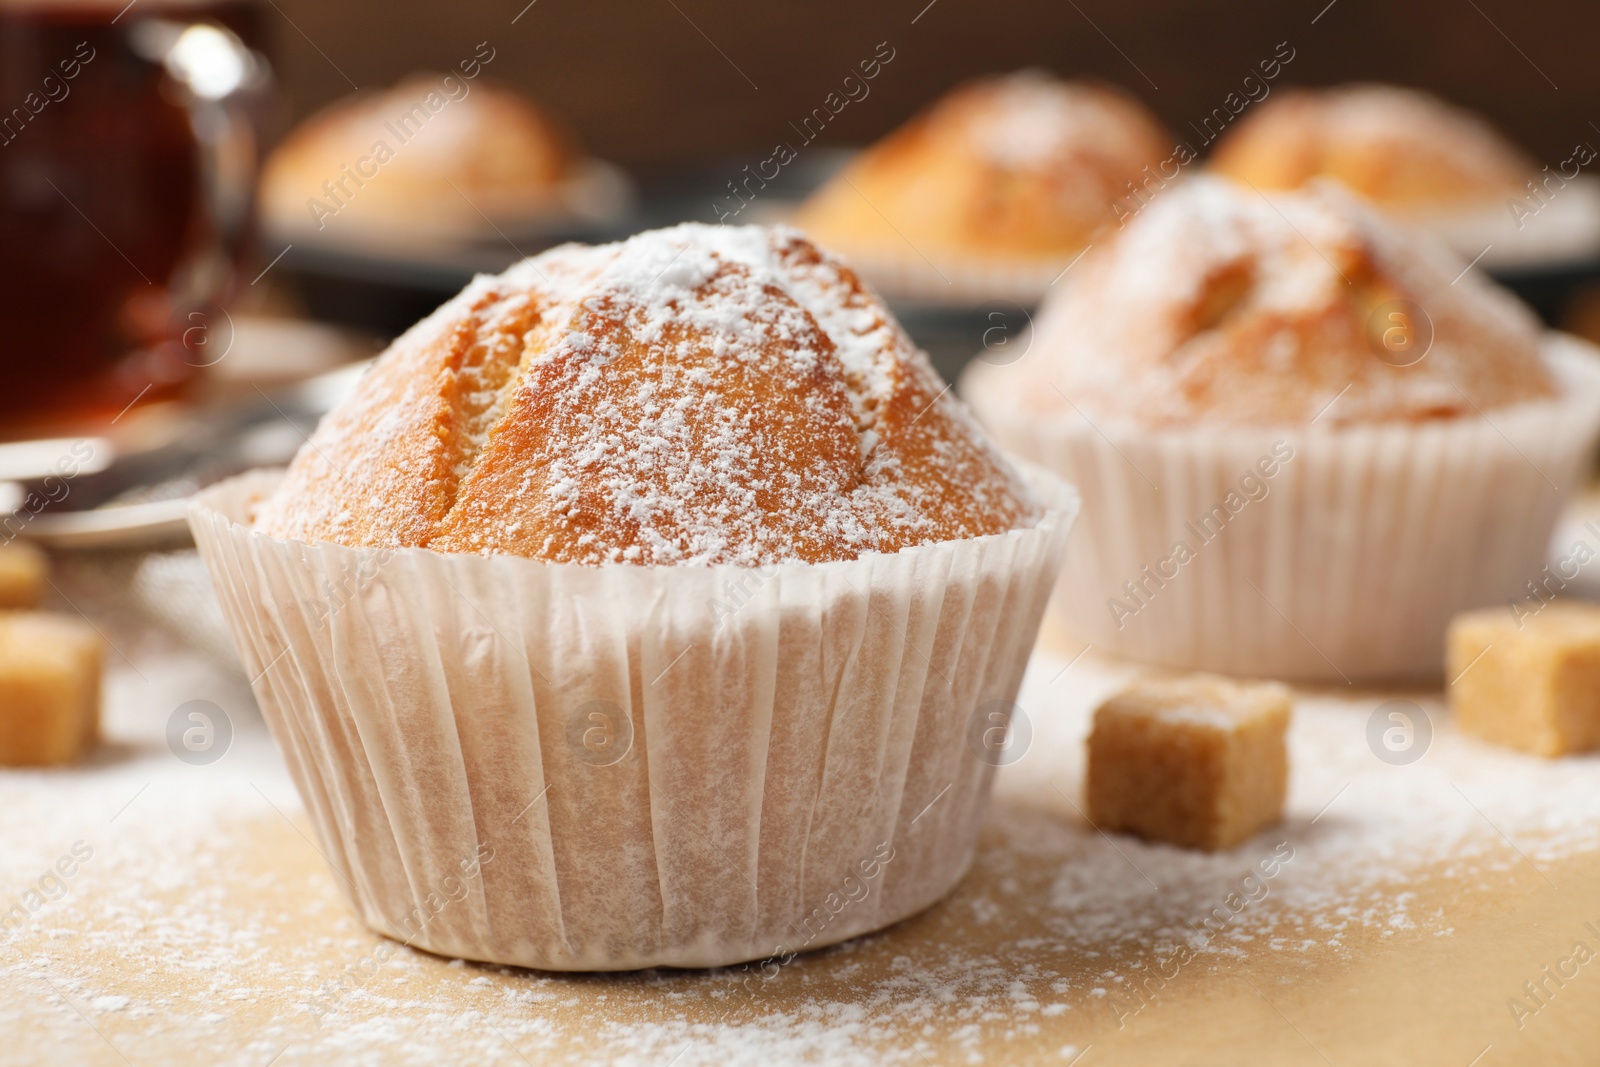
[0,0,272,430]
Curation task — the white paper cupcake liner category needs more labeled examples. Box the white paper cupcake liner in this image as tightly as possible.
[962,335,1600,683]
[188,468,1077,971]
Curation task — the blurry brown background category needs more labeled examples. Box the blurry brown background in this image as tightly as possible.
[263,0,1598,175]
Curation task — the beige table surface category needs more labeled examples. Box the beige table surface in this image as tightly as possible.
[1,589,1598,1067]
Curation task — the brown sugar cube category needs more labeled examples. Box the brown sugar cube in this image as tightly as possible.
[0,612,102,766]
[0,543,47,609]
[1086,674,1291,851]
[1447,603,1600,757]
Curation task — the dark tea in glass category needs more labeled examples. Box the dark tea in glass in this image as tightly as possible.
[0,0,268,427]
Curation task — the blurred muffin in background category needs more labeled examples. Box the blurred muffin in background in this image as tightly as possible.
[1005,177,1555,426]
[1208,83,1600,266]
[796,71,1171,301]
[962,176,1600,681]
[260,75,628,246]
[1210,84,1531,209]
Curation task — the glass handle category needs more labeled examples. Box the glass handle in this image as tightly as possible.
[131,18,271,354]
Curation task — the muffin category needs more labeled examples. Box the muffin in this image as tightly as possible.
[962,177,1600,681]
[1209,84,1600,267]
[260,75,629,245]
[795,71,1171,301]
[190,224,1078,970]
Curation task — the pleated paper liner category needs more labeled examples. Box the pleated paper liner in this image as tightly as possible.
[188,467,1078,970]
[962,334,1600,683]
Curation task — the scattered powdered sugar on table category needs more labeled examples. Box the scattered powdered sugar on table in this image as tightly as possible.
[1005,651,1600,946]
[3,635,1597,1065]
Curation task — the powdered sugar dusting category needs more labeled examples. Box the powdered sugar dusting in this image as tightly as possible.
[973,71,1157,170]
[1013,176,1556,426]
[797,71,1171,265]
[260,223,1038,565]
[1010,650,1600,929]
[1213,83,1534,209]
[1316,85,1530,184]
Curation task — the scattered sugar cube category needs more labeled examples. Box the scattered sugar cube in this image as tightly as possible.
[0,542,47,610]
[1448,603,1600,757]
[1086,674,1291,851]
[0,611,101,766]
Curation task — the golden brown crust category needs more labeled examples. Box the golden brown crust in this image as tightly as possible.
[260,75,580,238]
[796,72,1170,261]
[428,267,865,561]
[257,225,1039,564]
[1209,84,1534,209]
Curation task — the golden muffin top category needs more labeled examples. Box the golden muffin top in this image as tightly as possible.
[260,75,579,237]
[256,224,1039,564]
[1006,177,1555,427]
[797,71,1171,260]
[1209,83,1533,210]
